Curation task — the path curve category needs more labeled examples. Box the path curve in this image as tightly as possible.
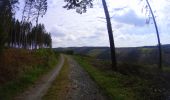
[15,54,64,100]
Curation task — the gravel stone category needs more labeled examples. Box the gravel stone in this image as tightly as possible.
[65,56,108,100]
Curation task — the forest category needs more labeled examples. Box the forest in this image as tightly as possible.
[0,0,55,99]
[0,0,51,51]
[0,0,170,100]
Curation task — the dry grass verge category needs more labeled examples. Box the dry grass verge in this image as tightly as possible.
[43,57,70,100]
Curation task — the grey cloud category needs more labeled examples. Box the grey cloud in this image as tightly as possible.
[113,7,128,11]
[50,27,66,37]
[114,24,123,29]
[82,35,98,40]
[167,23,170,27]
[112,9,146,27]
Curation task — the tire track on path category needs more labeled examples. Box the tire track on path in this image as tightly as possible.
[15,54,64,100]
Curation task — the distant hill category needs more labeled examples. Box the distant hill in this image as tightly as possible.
[53,44,170,67]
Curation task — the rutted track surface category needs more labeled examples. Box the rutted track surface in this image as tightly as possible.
[14,54,64,100]
[64,56,107,100]
[15,55,107,100]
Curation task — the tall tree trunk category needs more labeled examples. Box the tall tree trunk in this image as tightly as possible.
[35,15,39,49]
[27,2,32,22]
[36,14,39,25]
[146,0,162,69]
[20,1,27,48]
[35,8,40,49]
[102,0,117,70]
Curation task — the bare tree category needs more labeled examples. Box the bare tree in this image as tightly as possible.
[144,0,162,69]
[101,0,117,70]
[63,0,117,70]
[34,0,47,25]
[32,0,47,49]
[27,0,35,22]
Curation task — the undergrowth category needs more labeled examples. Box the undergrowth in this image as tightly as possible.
[0,48,59,100]
[74,55,169,100]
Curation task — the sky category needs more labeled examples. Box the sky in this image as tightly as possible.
[16,0,170,47]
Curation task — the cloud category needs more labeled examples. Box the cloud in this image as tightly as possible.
[114,33,158,47]
[50,26,66,37]
[113,7,128,11]
[16,0,170,47]
[112,9,146,27]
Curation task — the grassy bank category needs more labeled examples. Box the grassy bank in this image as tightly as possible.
[43,56,70,100]
[74,55,168,100]
[0,48,59,100]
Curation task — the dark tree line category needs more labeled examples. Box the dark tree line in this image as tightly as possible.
[0,0,51,51]
[0,0,16,51]
[7,19,52,49]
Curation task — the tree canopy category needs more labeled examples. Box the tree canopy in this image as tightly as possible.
[63,0,93,14]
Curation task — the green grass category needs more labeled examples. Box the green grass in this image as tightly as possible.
[43,56,70,100]
[0,49,59,100]
[140,48,152,53]
[74,56,137,100]
[87,49,105,57]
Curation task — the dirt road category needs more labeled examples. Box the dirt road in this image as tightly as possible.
[65,56,107,100]
[15,55,107,100]
[15,54,64,100]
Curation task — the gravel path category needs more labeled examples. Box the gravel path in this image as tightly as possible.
[14,54,64,100]
[65,56,108,100]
